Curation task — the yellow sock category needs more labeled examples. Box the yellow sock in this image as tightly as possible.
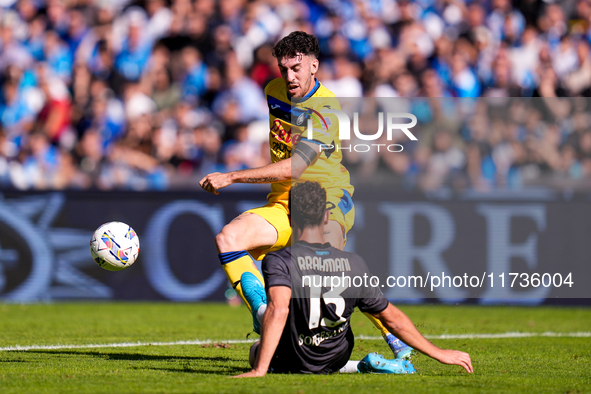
[219,251,264,312]
[363,311,390,337]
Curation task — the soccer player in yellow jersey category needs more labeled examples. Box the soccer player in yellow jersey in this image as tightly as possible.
[200,31,411,358]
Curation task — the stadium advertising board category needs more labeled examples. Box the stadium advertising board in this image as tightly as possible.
[0,190,588,304]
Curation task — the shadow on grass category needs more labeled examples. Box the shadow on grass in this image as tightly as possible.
[26,350,234,363]
[24,349,252,376]
[146,366,251,375]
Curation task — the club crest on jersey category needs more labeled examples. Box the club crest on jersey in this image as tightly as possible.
[296,112,306,126]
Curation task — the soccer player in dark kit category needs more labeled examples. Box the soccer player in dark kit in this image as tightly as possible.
[234,181,473,376]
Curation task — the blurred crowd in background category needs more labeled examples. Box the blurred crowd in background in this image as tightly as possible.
[1,0,591,192]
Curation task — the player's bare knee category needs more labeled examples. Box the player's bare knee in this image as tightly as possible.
[215,228,239,253]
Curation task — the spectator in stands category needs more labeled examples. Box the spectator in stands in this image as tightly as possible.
[180,46,208,103]
[0,0,591,192]
[114,8,153,83]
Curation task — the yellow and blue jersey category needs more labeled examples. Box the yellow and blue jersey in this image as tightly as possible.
[264,77,354,206]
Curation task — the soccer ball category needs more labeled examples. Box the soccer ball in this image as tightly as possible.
[90,222,140,271]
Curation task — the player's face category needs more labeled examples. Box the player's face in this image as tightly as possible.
[278,54,319,98]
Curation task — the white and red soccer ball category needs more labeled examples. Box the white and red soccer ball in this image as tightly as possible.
[90,222,140,271]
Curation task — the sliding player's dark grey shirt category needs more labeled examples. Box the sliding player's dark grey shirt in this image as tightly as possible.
[262,240,388,374]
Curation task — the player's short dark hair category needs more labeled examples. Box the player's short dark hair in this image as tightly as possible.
[272,31,320,60]
[289,181,327,229]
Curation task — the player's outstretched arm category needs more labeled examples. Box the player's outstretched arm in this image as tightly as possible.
[233,286,291,378]
[199,141,317,194]
[372,304,474,373]
[199,159,291,195]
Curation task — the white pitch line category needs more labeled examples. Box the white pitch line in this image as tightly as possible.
[365,332,591,340]
[0,339,257,352]
[1,332,590,352]
[426,332,591,339]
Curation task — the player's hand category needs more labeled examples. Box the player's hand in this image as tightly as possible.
[231,369,267,378]
[435,349,473,373]
[199,172,233,195]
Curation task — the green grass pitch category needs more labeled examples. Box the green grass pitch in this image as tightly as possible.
[0,303,590,393]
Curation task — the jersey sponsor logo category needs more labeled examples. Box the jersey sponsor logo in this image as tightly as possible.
[297,256,351,272]
[270,119,294,144]
[272,141,292,159]
[298,322,348,347]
